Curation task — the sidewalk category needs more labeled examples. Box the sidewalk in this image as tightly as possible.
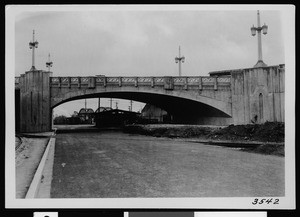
[15,131,55,198]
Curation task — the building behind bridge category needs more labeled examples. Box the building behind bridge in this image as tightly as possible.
[94,109,140,128]
[140,104,172,124]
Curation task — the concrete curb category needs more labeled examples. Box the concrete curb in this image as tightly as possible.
[25,134,56,198]
[36,136,56,198]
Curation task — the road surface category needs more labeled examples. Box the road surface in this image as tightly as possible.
[51,131,284,198]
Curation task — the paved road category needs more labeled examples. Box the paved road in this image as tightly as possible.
[51,131,284,198]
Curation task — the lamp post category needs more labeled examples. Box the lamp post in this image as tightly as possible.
[46,53,53,71]
[251,10,268,67]
[29,30,39,71]
[175,46,185,76]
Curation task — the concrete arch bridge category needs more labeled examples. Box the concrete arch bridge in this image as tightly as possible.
[15,65,285,132]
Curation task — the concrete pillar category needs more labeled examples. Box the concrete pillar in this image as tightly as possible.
[231,65,285,125]
[20,70,52,132]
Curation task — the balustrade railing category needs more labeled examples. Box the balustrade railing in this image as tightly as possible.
[15,75,231,90]
[15,65,286,91]
[48,76,231,90]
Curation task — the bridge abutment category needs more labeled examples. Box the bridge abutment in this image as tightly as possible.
[19,70,52,132]
[231,65,285,125]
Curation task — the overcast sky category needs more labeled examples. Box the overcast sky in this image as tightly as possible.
[12,5,286,116]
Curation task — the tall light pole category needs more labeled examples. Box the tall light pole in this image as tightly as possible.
[251,10,268,67]
[46,53,53,71]
[29,30,39,71]
[175,46,185,76]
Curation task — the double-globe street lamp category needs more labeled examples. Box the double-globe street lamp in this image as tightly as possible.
[251,10,268,67]
[175,46,185,76]
[46,53,53,71]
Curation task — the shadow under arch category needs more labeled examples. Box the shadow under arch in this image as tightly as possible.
[52,91,232,125]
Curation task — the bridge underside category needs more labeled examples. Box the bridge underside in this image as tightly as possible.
[53,92,233,125]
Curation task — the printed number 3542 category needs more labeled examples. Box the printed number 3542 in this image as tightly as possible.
[252,198,279,205]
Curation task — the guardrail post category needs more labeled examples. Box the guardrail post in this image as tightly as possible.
[199,77,202,90]
[58,77,61,88]
[214,77,218,90]
[78,77,81,88]
[184,77,188,90]
[68,77,71,88]
[119,77,122,87]
[151,77,154,88]
[103,77,107,87]
[164,77,174,90]
[88,77,95,89]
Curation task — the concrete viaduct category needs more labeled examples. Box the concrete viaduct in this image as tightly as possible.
[15,65,285,133]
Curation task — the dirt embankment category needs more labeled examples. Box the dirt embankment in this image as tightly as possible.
[206,122,284,142]
[124,122,285,156]
[124,122,284,142]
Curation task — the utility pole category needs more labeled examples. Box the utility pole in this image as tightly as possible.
[29,30,39,71]
[251,10,268,67]
[110,98,113,109]
[175,46,185,76]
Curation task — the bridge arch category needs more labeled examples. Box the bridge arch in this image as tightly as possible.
[51,87,233,125]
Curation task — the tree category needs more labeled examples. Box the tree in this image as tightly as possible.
[53,115,67,125]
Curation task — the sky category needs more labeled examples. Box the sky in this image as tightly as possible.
[12,5,286,117]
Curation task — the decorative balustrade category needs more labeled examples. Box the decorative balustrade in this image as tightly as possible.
[48,76,231,90]
[15,75,231,90]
